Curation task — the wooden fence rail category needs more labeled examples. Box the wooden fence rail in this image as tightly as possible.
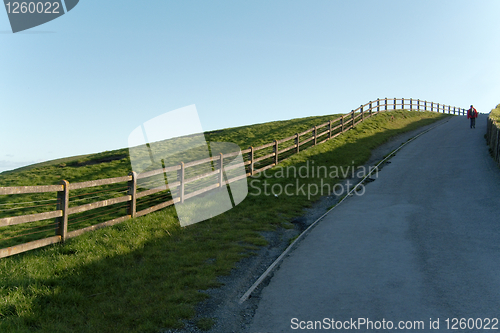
[0,98,466,258]
[486,117,500,167]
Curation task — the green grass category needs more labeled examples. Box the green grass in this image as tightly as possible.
[196,317,216,331]
[490,103,500,123]
[0,110,449,332]
[0,113,338,248]
[0,113,338,185]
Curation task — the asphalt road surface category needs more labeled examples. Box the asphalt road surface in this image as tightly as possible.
[248,115,500,333]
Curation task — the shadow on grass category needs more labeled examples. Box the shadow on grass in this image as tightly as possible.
[0,206,265,333]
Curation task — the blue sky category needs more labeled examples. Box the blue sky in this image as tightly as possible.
[1,1,500,173]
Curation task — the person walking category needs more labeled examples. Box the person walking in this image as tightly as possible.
[467,105,478,129]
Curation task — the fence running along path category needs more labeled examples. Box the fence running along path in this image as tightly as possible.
[0,98,466,258]
[486,116,500,167]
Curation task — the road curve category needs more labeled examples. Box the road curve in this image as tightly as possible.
[248,115,500,333]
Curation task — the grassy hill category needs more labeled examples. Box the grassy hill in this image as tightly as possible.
[0,110,449,333]
[490,103,500,123]
[0,114,337,186]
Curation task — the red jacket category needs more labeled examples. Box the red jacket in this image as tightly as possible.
[467,107,478,119]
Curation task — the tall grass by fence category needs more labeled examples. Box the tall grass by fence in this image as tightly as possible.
[0,98,466,258]
[486,104,500,167]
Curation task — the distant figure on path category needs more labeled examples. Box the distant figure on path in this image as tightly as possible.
[467,105,478,129]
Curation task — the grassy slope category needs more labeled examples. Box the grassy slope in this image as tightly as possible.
[0,110,449,333]
[490,103,500,123]
[0,114,338,248]
[0,114,336,186]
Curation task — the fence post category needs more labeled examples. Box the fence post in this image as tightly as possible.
[431,102,433,112]
[494,123,498,162]
[491,121,495,160]
[410,98,412,110]
[424,101,427,111]
[487,119,490,145]
[219,153,224,188]
[437,103,440,113]
[417,99,420,111]
[377,99,380,113]
[486,118,493,152]
[496,127,500,164]
[492,121,497,161]
[295,133,300,153]
[274,140,279,165]
[494,124,498,162]
[361,105,364,121]
[128,171,137,218]
[328,120,332,139]
[178,162,185,203]
[56,179,69,241]
[369,101,372,116]
[340,115,344,132]
[313,126,317,145]
[448,106,450,114]
[385,98,388,111]
[394,98,396,110]
[248,146,254,176]
[351,110,355,127]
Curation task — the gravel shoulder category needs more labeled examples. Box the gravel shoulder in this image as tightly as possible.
[162,116,452,333]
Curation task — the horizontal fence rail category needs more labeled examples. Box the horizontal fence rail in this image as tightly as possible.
[0,98,466,258]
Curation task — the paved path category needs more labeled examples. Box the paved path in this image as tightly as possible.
[248,115,500,332]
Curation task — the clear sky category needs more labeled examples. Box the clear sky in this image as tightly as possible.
[1,1,500,173]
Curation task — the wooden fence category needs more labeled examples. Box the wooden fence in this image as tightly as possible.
[0,98,466,258]
[486,116,500,167]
